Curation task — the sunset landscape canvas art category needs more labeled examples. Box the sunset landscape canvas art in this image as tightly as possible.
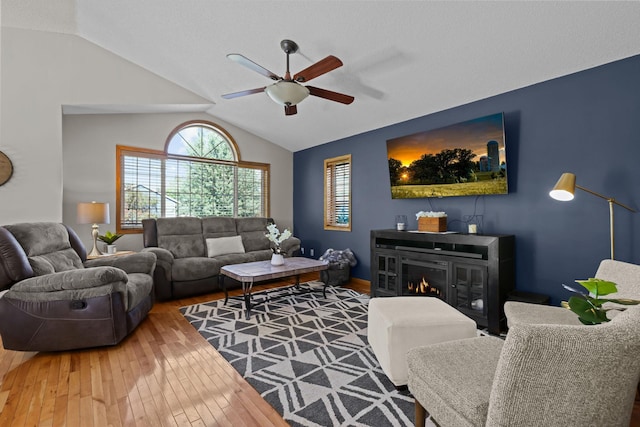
[386,113,508,199]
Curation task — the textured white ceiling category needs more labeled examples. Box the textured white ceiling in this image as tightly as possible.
[5,1,640,152]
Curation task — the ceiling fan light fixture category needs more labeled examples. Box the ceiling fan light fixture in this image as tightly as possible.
[265,81,310,106]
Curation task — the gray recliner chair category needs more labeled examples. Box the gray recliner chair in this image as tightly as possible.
[0,222,156,352]
[407,304,640,426]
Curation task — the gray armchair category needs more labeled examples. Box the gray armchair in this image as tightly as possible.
[505,259,640,327]
[0,222,156,351]
[407,304,640,426]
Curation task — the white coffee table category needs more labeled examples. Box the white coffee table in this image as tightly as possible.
[219,257,329,318]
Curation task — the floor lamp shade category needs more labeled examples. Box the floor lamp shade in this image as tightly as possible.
[549,172,635,259]
[549,172,576,201]
[77,202,110,257]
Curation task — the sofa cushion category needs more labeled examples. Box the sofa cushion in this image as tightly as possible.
[206,236,245,258]
[236,217,272,252]
[156,217,205,258]
[171,257,222,281]
[29,249,85,275]
[5,222,84,275]
[212,249,273,266]
[126,272,154,311]
[202,216,238,238]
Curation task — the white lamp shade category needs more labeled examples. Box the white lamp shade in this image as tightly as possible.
[77,201,110,224]
[264,81,310,106]
[549,173,576,201]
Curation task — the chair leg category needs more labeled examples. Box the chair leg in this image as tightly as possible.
[415,399,427,427]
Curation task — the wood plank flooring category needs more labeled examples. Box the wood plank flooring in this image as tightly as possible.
[0,275,638,426]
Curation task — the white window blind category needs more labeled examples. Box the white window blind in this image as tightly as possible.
[324,154,351,231]
[117,146,269,231]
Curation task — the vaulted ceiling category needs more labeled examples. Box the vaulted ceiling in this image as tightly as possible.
[4,1,640,152]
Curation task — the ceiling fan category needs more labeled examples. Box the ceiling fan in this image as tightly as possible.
[222,39,354,116]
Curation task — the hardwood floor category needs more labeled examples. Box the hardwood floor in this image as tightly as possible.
[0,275,638,426]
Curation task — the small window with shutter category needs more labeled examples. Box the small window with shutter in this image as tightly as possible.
[324,154,351,231]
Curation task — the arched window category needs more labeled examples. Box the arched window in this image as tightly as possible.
[116,121,269,232]
[166,121,237,161]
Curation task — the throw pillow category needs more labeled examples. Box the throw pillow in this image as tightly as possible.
[206,235,245,258]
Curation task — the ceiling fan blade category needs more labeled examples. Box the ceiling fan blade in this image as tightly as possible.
[221,87,265,99]
[307,86,355,105]
[227,54,280,80]
[294,55,343,82]
[285,105,298,116]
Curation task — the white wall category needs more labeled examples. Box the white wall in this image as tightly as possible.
[63,113,294,251]
[1,27,294,250]
[0,27,213,223]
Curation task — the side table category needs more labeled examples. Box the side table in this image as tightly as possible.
[86,250,135,260]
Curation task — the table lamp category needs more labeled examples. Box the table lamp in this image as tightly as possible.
[549,172,635,259]
[77,201,110,257]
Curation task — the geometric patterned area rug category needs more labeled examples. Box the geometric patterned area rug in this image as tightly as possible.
[180,283,421,427]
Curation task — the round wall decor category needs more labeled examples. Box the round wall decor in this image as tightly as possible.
[0,151,14,186]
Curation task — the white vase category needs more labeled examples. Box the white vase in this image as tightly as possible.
[107,245,117,254]
[271,253,284,266]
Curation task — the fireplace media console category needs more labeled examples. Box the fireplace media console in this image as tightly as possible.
[370,230,515,334]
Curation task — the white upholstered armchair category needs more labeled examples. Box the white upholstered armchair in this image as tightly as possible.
[407,304,640,426]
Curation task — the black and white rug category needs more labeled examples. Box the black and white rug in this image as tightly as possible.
[180,283,419,427]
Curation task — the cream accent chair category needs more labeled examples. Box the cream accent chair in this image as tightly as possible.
[407,304,640,426]
[504,259,640,327]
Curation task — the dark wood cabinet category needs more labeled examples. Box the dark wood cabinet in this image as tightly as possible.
[370,230,515,334]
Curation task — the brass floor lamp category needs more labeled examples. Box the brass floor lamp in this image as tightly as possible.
[549,172,636,259]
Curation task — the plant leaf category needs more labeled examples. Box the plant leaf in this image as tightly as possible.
[562,283,588,296]
[598,298,640,306]
[567,296,610,324]
[575,278,618,297]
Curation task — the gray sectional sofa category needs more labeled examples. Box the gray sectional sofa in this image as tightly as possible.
[142,217,300,300]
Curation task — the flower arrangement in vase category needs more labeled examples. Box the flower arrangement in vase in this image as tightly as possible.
[265,223,291,265]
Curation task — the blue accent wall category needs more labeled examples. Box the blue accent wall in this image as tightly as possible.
[293,54,640,304]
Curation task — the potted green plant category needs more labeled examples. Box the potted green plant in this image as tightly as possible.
[562,278,640,325]
[97,231,124,254]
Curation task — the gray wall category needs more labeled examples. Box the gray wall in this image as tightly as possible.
[294,54,640,304]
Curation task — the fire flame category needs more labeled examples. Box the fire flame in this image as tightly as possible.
[407,277,440,296]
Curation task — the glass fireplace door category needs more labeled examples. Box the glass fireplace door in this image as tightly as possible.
[400,258,449,300]
[450,263,487,316]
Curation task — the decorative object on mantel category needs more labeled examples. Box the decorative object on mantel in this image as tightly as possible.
[549,172,636,259]
[561,278,640,325]
[76,201,110,258]
[395,214,408,231]
[416,211,447,232]
[265,223,291,265]
[98,230,123,254]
